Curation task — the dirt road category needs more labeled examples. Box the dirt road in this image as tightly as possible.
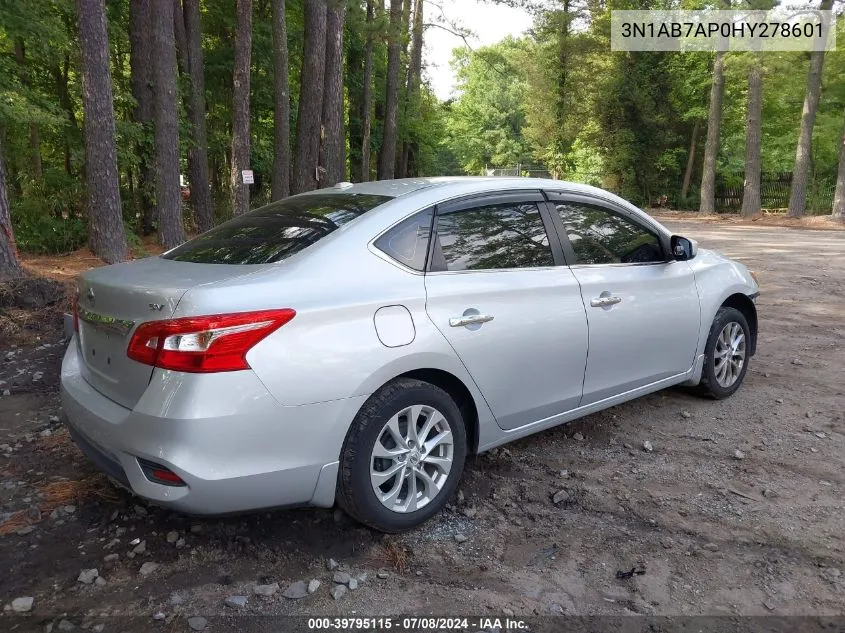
[1,220,843,630]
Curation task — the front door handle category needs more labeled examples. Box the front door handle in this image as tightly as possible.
[590,296,622,308]
[449,314,495,327]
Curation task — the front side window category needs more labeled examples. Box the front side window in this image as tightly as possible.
[434,202,554,271]
[163,193,392,264]
[555,202,664,265]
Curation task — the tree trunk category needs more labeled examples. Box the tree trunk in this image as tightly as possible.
[680,119,700,201]
[53,54,78,176]
[741,60,763,218]
[173,0,189,74]
[554,0,573,165]
[788,0,833,218]
[183,0,215,232]
[230,0,253,215]
[400,0,423,178]
[271,0,291,200]
[346,33,363,183]
[151,0,185,247]
[833,127,845,220]
[401,0,412,50]
[14,40,42,182]
[378,0,403,180]
[0,140,23,280]
[394,0,412,178]
[129,0,156,234]
[29,125,42,182]
[77,0,129,264]
[699,50,726,214]
[292,0,327,194]
[360,0,374,182]
[320,0,346,187]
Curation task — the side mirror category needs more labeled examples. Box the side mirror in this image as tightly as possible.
[671,235,698,261]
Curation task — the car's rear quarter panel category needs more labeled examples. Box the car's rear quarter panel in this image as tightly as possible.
[171,222,496,435]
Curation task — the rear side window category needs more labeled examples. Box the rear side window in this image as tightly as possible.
[554,202,664,265]
[434,202,554,271]
[163,193,392,264]
[374,208,433,271]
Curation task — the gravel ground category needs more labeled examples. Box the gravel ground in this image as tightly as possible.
[0,219,843,631]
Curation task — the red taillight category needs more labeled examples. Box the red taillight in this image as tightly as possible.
[126,309,295,373]
[137,458,187,486]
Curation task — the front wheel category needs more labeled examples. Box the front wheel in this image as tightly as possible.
[337,378,467,532]
[696,306,751,399]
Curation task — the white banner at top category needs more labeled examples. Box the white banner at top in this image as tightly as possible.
[610,9,836,52]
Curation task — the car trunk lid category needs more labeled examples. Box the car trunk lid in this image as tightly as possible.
[75,257,268,409]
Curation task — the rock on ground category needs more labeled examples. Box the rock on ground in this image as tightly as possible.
[283,580,309,599]
[11,597,34,613]
[77,568,98,584]
[552,489,570,505]
[254,582,280,596]
[224,595,248,609]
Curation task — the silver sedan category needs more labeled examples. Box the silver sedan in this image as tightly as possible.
[61,177,759,532]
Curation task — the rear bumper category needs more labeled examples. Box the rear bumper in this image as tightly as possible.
[66,422,132,488]
[60,338,367,515]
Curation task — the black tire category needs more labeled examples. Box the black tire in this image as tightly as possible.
[337,378,467,533]
[696,306,751,399]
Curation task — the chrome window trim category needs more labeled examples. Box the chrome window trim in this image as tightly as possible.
[368,245,426,276]
[425,265,561,276]
[567,260,675,269]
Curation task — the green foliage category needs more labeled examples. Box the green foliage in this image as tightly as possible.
[441,2,845,211]
[11,173,87,254]
[445,38,534,174]
[412,88,460,176]
[3,0,845,263]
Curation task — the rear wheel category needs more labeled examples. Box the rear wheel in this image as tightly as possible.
[337,378,466,532]
[697,307,750,399]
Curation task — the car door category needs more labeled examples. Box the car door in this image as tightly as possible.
[423,191,588,430]
[545,193,700,406]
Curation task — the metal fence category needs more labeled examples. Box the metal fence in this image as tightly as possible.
[485,166,603,183]
[715,172,834,213]
[486,165,554,180]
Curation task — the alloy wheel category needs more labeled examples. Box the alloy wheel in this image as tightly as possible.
[369,405,454,513]
[714,321,746,388]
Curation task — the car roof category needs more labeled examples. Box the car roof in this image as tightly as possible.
[314,176,638,208]
[315,176,615,199]
[309,177,647,221]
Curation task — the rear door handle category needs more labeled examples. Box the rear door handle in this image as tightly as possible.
[449,314,495,327]
[590,296,622,308]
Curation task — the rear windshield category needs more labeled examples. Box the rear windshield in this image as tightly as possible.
[162,192,392,264]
